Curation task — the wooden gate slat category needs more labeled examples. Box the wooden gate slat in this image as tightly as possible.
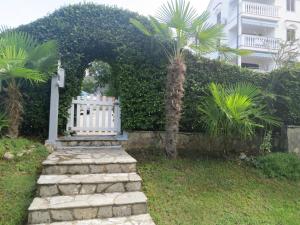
[66,95,120,135]
[76,102,80,128]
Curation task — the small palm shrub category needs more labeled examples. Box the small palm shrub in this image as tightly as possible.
[255,153,300,180]
[0,28,58,137]
[199,82,281,153]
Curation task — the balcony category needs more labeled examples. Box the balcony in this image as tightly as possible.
[240,34,280,51]
[242,1,280,18]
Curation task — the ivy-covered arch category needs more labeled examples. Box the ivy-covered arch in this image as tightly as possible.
[18,3,167,137]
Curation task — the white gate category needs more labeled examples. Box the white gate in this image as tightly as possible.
[66,95,121,135]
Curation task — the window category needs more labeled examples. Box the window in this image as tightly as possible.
[287,0,295,12]
[287,29,296,41]
[241,63,259,70]
[217,12,221,24]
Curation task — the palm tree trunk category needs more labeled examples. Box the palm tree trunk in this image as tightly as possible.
[6,80,23,138]
[165,56,186,159]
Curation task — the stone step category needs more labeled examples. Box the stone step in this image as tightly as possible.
[28,192,148,224]
[55,146,122,151]
[37,173,142,197]
[42,149,137,175]
[56,135,128,147]
[31,214,155,225]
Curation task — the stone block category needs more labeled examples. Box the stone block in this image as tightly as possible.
[51,209,73,221]
[96,183,110,193]
[132,203,147,215]
[125,182,141,192]
[90,165,105,173]
[113,205,132,217]
[105,164,121,173]
[43,165,68,175]
[68,165,90,174]
[80,184,96,194]
[58,184,80,195]
[97,206,113,218]
[106,183,125,193]
[73,207,98,220]
[28,211,51,224]
[39,185,59,197]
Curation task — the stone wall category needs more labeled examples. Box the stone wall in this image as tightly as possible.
[287,126,300,155]
[125,131,262,157]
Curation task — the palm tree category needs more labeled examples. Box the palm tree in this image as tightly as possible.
[0,28,58,137]
[199,82,281,153]
[130,0,225,158]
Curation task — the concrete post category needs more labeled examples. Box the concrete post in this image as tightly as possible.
[114,98,121,134]
[46,61,65,146]
[47,75,60,144]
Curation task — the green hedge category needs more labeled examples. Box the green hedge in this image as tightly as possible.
[267,68,300,125]
[17,3,166,137]
[15,3,300,137]
[120,54,267,132]
[181,55,267,132]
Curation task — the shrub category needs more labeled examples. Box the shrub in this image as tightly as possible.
[199,82,280,139]
[259,131,272,155]
[254,153,300,180]
[267,67,300,125]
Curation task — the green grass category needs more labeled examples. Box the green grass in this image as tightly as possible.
[138,157,300,225]
[0,138,48,225]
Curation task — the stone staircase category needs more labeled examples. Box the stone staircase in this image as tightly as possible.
[27,137,155,225]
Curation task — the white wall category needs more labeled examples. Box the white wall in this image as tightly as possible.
[276,0,300,41]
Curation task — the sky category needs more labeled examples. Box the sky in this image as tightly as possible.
[0,0,210,28]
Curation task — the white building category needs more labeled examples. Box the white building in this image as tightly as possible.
[206,0,300,72]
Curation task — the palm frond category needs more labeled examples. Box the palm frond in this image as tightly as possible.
[190,23,224,54]
[199,82,281,139]
[130,18,152,36]
[156,0,198,29]
[26,40,58,74]
[0,28,37,52]
[7,67,45,83]
[217,45,252,62]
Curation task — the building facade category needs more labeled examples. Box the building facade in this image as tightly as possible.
[206,0,300,72]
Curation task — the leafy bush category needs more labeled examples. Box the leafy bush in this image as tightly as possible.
[182,55,266,132]
[255,153,300,180]
[82,76,97,94]
[267,68,300,125]
[259,131,272,155]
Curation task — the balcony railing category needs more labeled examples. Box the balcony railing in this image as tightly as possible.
[242,1,280,18]
[240,34,280,50]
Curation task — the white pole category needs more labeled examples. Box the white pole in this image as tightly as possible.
[46,61,65,145]
[47,75,59,144]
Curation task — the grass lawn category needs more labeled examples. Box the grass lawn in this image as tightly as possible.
[138,156,300,225]
[0,138,48,225]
